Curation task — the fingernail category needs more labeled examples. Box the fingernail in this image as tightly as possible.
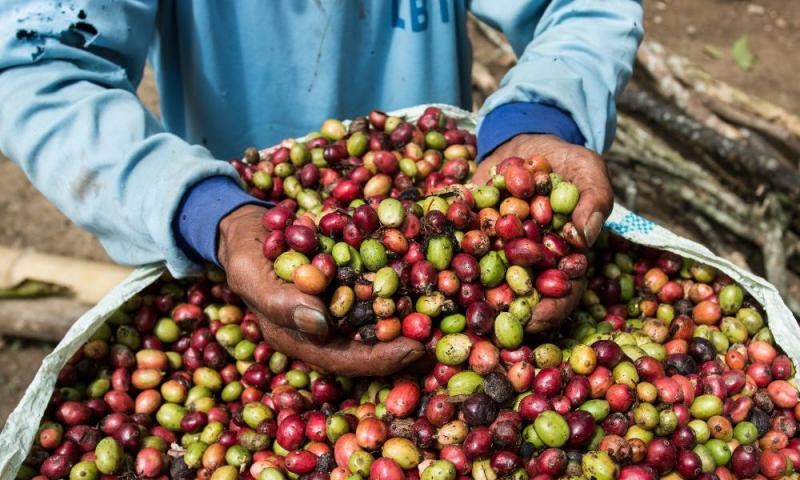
[292,306,329,337]
[584,212,604,246]
[401,349,425,364]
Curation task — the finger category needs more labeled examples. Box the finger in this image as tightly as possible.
[219,207,334,337]
[526,279,586,334]
[227,243,333,337]
[258,319,425,377]
[471,166,491,187]
[471,155,502,187]
[400,351,436,377]
[308,363,329,375]
[263,279,333,337]
[561,151,613,247]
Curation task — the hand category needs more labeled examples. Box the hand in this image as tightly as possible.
[217,205,425,376]
[474,134,613,333]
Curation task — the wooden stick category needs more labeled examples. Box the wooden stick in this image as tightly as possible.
[762,194,791,298]
[666,53,800,143]
[618,87,800,198]
[614,114,753,220]
[707,97,800,157]
[636,42,743,140]
[0,297,88,342]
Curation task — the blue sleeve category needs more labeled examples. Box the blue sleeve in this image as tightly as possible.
[470,0,644,153]
[0,1,243,277]
[476,102,585,160]
[175,177,271,266]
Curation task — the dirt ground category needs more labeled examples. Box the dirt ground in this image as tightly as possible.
[645,0,800,114]
[1,0,798,426]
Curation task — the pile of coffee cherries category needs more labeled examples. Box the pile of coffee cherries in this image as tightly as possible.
[235,108,586,345]
[20,232,800,480]
[18,110,800,480]
[18,234,800,480]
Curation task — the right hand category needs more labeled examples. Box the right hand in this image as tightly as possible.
[217,204,425,376]
[473,134,613,335]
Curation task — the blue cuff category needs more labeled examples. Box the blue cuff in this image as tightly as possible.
[477,102,586,160]
[174,176,271,266]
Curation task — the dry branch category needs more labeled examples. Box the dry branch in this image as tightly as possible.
[666,52,800,144]
[618,86,800,198]
[636,42,743,140]
[0,298,88,342]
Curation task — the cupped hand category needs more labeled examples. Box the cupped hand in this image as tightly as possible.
[474,134,614,333]
[217,205,425,376]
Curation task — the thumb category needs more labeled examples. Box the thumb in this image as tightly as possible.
[563,151,613,247]
[261,281,333,337]
[570,185,613,247]
[218,204,334,337]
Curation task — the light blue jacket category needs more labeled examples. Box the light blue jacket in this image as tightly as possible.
[0,1,642,276]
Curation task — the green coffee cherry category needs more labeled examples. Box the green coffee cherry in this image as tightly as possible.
[505,265,533,295]
[320,118,347,141]
[737,307,764,335]
[479,252,506,288]
[373,267,399,298]
[332,242,352,266]
[349,450,374,477]
[69,461,99,480]
[447,371,484,396]
[494,312,523,349]
[719,284,744,314]
[427,236,453,271]
[582,451,617,480]
[435,334,472,365]
[440,314,466,334]
[422,460,457,480]
[347,131,369,157]
[274,251,310,281]
[690,395,724,420]
[290,143,310,166]
[243,402,273,429]
[550,181,580,214]
[533,411,569,447]
[474,186,500,209]
[252,171,273,191]
[579,400,610,422]
[94,437,123,474]
[156,403,187,431]
[377,198,405,227]
[360,239,388,271]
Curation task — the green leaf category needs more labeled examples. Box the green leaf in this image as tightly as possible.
[703,44,725,59]
[732,35,755,71]
[0,279,70,299]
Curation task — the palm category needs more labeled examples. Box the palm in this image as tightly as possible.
[475,134,613,332]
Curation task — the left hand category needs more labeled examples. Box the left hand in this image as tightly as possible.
[473,134,614,333]
[218,205,425,376]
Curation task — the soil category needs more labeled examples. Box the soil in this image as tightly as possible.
[0,339,52,427]
[0,0,798,427]
[644,0,800,114]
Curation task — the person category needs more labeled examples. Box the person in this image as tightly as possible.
[0,1,643,375]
